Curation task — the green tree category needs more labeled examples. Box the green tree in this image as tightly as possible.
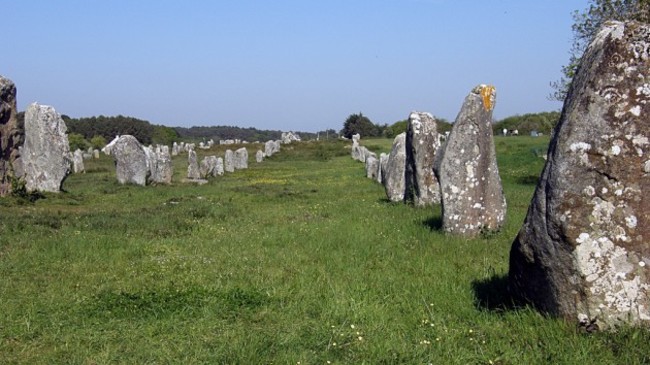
[340,113,379,139]
[152,125,180,145]
[551,0,650,101]
[68,133,90,151]
[90,135,107,149]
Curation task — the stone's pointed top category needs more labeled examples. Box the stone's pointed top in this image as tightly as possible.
[473,84,496,112]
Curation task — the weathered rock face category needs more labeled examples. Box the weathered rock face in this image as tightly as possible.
[234,147,248,170]
[384,133,407,202]
[365,155,378,180]
[22,103,72,192]
[200,155,218,178]
[405,111,441,206]
[256,150,264,163]
[351,139,365,162]
[224,149,234,172]
[378,152,388,184]
[0,76,23,196]
[72,149,85,173]
[281,131,301,144]
[215,157,224,176]
[509,21,650,330]
[148,145,172,184]
[264,140,281,157]
[111,135,148,186]
[437,85,505,236]
[187,149,200,179]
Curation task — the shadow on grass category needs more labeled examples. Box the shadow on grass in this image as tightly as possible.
[422,216,443,231]
[471,273,521,313]
[516,175,540,185]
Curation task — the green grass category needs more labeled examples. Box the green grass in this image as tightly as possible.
[1,137,648,364]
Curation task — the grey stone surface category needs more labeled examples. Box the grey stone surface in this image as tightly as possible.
[111,135,148,186]
[0,75,22,196]
[200,155,218,178]
[383,133,407,202]
[224,149,234,173]
[365,155,378,180]
[234,147,248,170]
[256,150,264,163]
[405,111,441,206]
[378,152,388,184]
[147,145,172,184]
[281,131,301,144]
[509,21,650,330]
[264,140,280,157]
[22,103,72,192]
[437,84,505,237]
[73,149,85,173]
[187,149,200,179]
[215,157,224,176]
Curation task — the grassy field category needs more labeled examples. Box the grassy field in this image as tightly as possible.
[1,137,649,364]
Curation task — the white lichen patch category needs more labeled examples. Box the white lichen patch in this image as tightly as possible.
[570,142,592,153]
[611,145,622,155]
[630,105,642,116]
[644,160,650,173]
[625,215,638,229]
[583,186,596,196]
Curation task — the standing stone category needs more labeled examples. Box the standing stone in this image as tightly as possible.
[437,84,506,236]
[234,147,248,170]
[200,155,218,178]
[93,149,100,159]
[0,76,23,196]
[111,135,148,186]
[405,111,441,206]
[509,21,650,330]
[21,103,72,192]
[351,138,364,162]
[224,149,234,173]
[365,154,378,180]
[72,149,85,173]
[215,157,224,176]
[378,152,388,184]
[187,149,200,179]
[264,140,279,157]
[147,145,172,185]
[256,150,264,163]
[384,133,407,202]
[171,142,179,156]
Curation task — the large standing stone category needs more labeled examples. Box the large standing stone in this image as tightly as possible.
[256,150,264,163]
[22,103,72,192]
[234,147,248,170]
[72,149,85,173]
[187,149,200,179]
[147,145,172,185]
[509,21,650,330]
[111,135,148,186]
[224,149,234,173]
[383,133,407,202]
[264,140,281,157]
[0,75,23,196]
[405,111,441,206]
[437,84,505,236]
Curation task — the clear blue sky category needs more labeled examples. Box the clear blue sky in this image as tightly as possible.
[4,0,587,132]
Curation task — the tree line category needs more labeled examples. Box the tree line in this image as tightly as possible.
[340,111,560,140]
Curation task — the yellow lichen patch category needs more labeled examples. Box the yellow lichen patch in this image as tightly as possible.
[248,177,288,185]
[480,85,496,111]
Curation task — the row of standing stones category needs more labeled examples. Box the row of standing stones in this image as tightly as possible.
[1,20,648,331]
[353,21,650,331]
[0,74,299,191]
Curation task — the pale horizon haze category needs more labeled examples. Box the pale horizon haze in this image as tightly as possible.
[4,1,588,132]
